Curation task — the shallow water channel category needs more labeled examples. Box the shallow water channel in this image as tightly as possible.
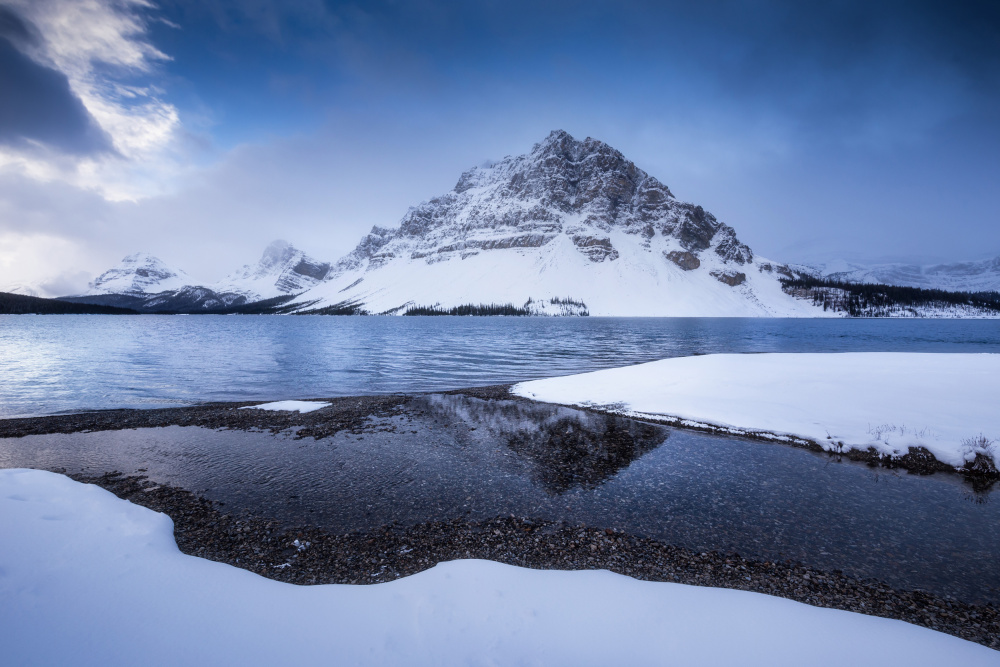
[2,394,997,604]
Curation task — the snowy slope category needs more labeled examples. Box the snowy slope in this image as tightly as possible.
[214,240,331,300]
[290,130,827,317]
[513,353,1000,473]
[816,256,1000,293]
[85,252,194,295]
[3,469,995,667]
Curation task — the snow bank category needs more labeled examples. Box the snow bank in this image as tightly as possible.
[513,353,1000,471]
[239,400,331,413]
[1,469,995,666]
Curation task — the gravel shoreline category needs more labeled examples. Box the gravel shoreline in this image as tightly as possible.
[65,470,998,650]
[0,384,511,439]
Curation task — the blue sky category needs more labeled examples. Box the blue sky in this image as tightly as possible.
[1,0,999,291]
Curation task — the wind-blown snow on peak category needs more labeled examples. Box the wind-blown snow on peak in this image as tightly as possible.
[291,130,820,316]
[216,240,331,300]
[86,253,193,295]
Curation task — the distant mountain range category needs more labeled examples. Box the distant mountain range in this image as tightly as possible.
[6,130,999,317]
[55,241,332,313]
[808,257,1000,293]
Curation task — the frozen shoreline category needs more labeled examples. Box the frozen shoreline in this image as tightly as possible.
[514,353,1000,475]
[1,468,996,665]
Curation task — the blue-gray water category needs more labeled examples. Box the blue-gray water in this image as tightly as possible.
[1,315,999,417]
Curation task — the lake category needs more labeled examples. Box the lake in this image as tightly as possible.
[1,315,999,418]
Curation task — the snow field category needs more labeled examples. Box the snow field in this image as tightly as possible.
[1,468,995,666]
[296,228,828,317]
[239,400,331,413]
[513,352,1000,470]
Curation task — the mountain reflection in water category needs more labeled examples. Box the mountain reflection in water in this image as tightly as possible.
[418,395,666,494]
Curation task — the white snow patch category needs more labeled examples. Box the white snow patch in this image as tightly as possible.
[1,469,994,666]
[240,400,331,413]
[513,352,1000,471]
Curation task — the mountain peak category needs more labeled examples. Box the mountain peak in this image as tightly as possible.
[536,128,574,148]
[257,240,296,271]
[217,240,331,299]
[325,129,754,295]
[531,129,622,162]
[87,253,192,295]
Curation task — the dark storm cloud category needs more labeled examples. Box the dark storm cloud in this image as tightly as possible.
[0,5,112,155]
[0,3,38,47]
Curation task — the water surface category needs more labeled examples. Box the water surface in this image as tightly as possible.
[2,315,998,417]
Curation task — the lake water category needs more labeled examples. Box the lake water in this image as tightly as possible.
[1,315,999,417]
[2,393,997,603]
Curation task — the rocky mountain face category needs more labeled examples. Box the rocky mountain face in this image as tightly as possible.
[291,130,818,317]
[330,130,753,277]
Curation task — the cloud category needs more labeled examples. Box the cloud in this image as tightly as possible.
[0,0,183,200]
[0,10,113,154]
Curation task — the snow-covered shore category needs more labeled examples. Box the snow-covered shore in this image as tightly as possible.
[1,469,995,665]
[513,353,1000,472]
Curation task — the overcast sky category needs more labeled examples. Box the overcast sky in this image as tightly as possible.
[1,0,999,293]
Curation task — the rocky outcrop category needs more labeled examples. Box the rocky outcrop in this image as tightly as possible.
[713,225,753,264]
[664,250,701,271]
[571,235,619,262]
[711,270,747,286]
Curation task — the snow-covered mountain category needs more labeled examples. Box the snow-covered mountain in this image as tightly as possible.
[65,241,331,312]
[215,240,331,300]
[65,253,240,311]
[815,257,1000,293]
[85,253,193,296]
[287,130,825,317]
